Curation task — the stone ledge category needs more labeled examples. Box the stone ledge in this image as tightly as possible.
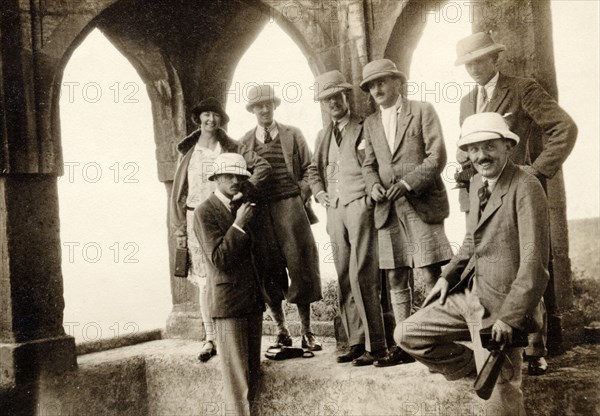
[12,339,600,416]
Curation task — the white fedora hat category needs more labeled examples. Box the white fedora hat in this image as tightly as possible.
[245,84,281,112]
[359,59,406,91]
[458,112,519,150]
[208,153,251,181]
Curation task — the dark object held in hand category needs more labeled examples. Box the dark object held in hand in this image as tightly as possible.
[474,329,528,400]
[454,161,477,189]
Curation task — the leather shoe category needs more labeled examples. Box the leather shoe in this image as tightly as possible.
[301,332,322,351]
[527,356,548,376]
[373,345,415,367]
[274,332,293,347]
[198,340,217,362]
[337,344,365,363]
[352,349,387,367]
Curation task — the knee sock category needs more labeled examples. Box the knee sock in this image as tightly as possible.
[199,285,215,342]
[269,302,289,335]
[297,303,312,335]
[390,288,412,327]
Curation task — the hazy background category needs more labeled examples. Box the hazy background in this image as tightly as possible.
[58,1,599,342]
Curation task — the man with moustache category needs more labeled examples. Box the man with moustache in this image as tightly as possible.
[454,32,577,375]
[240,84,322,351]
[361,59,452,366]
[308,70,387,365]
[194,153,265,416]
[400,112,550,416]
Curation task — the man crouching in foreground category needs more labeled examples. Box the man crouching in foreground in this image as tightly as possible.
[399,112,549,415]
[195,153,265,416]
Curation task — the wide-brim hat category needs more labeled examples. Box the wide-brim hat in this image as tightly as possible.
[455,32,506,66]
[208,153,251,181]
[315,70,353,101]
[360,59,406,91]
[191,97,230,125]
[457,112,519,150]
[245,84,281,112]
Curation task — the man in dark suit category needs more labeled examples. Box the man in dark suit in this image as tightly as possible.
[400,112,550,415]
[195,152,265,416]
[454,32,577,374]
[308,70,387,365]
[361,59,452,366]
[239,85,322,351]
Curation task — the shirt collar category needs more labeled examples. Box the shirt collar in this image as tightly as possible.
[481,72,500,93]
[255,121,278,142]
[333,110,351,130]
[214,189,232,211]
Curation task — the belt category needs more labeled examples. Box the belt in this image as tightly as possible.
[186,206,195,211]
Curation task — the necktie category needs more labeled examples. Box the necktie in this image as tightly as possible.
[230,199,242,217]
[264,127,272,144]
[478,180,490,212]
[477,86,489,113]
[333,121,342,147]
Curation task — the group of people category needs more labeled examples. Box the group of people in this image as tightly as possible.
[169,32,577,416]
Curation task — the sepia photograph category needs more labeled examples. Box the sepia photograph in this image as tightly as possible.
[1,0,599,415]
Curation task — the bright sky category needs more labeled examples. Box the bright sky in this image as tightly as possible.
[58,1,599,340]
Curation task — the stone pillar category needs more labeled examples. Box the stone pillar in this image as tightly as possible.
[0,175,77,387]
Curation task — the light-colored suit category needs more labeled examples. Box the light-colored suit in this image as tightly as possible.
[399,161,550,415]
[239,123,322,305]
[308,114,386,352]
[362,98,451,269]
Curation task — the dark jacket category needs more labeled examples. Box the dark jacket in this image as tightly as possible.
[194,194,265,318]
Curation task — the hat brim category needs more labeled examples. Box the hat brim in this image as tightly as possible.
[360,71,405,91]
[317,84,352,101]
[192,106,230,124]
[208,168,252,181]
[455,44,506,66]
[457,130,519,150]
[245,97,281,112]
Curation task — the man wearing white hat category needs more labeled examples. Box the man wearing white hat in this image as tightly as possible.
[195,152,266,416]
[308,70,387,365]
[399,112,550,415]
[360,58,453,366]
[454,31,578,375]
[240,84,323,351]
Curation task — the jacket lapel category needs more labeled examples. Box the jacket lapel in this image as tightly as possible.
[475,161,515,231]
[208,194,234,228]
[393,99,412,157]
[319,122,334,171]
[488,73,509,113]
[277,123,295,175]
[346,115,362,148]
[371,112,392,158]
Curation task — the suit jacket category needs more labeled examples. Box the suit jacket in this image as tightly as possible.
[362,98,449,224]
[458,73,577,178]
[308,113,366,201]
[239,122,317,223]
[170,128,271,239]
[194,194,265,318]
[442,161,550,331]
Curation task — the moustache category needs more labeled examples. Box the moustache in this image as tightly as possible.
[477,159,493,165]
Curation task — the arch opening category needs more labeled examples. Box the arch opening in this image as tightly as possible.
[58,28,171,343]
[226,21,336,283]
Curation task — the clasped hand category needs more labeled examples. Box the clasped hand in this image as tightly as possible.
[371,182,407,202]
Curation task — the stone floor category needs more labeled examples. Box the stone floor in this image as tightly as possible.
[4,337,600,415]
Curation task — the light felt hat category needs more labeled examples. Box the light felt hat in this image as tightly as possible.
[314,70,353,101]
[455,32,506,66]
[208,153,251,181]
[359,59,406,91]
[245,84,282,112]
[458,112,519,151]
